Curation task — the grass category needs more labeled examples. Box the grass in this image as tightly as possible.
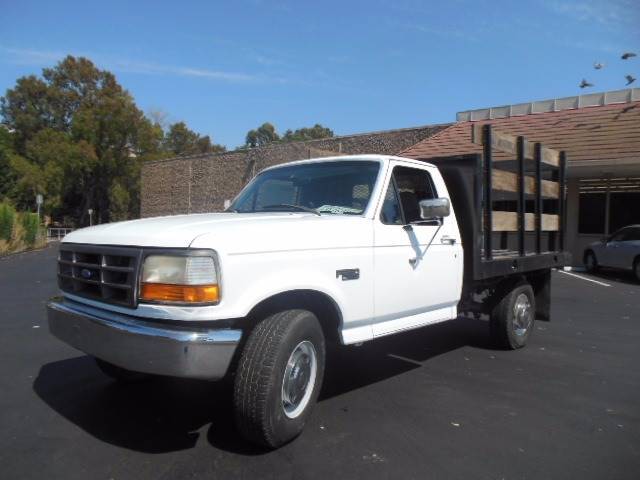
[0,213,47,256]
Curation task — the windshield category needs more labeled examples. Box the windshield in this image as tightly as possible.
[229,160,381,215]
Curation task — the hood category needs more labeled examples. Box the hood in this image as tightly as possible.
[63,212,371,251]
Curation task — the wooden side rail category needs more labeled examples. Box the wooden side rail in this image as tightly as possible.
[492,211,559,231]
[475,123,566,259]
[471,123,560,167]
[492,169,559,198]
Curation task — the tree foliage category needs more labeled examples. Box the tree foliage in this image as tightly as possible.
[244,122,333,148]
[0,55,223,225]
[282,124,334,142]
[0,127,16,198]
[0,202,15,241]
[245,122,279,148]
[164,121,225,156]
[21,212,40,246]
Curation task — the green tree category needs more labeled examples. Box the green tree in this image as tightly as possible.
[0,202,15,240]
[12,128,98,214]
[164,121,198,155]
[1,55,225,224]
[245,122,279,148]
[108,180,130,222]
[164,121,225,156]
[21,212,40,246]
[282,124,334,142]
[0,56,163,224]
[0,126,17,198]
[196,135,226,154]
[0,76,53,154]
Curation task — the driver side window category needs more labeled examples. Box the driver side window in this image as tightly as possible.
[380,166,437,225]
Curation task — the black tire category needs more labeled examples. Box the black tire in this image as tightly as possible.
[490,283,535,350]
[634,258,640,283]
[94,358,150,383]
[584,250,599,272]
[233,309,325,448]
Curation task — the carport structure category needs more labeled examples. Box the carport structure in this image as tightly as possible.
[401,88,640,266]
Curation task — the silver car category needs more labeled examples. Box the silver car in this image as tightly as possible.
[584,225,640,281]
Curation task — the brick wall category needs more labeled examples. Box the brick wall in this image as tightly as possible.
[140,123,449,217]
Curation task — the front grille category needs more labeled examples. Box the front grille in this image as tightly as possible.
[57,244,143,308]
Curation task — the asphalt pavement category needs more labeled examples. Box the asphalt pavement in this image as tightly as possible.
[1,244,639,479]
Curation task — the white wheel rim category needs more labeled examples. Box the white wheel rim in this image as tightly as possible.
[513,293,533,337]
[281,340,317,419]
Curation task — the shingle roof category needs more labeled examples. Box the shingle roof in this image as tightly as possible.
[400,101,640,167]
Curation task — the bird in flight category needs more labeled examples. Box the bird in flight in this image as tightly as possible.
[626,75,636,85]
[579,79,594,89]
[593,62,604,69]
[621,52,637,60]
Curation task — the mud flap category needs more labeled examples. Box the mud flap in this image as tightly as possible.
[530,270,551,321]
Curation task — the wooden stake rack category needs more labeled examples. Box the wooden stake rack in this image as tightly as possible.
[470,124,567,260]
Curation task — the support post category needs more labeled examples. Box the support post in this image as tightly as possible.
[482,124,493,260]
[534,143,542,254]
[517,136,526,256]
[604,176,611,236]
[559,151,567,251]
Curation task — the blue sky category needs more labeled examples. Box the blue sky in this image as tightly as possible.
[1,0,638,148]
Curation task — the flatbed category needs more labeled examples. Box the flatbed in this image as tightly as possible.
[420,124,568,319]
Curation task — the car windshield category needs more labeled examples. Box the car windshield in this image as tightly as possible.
[609,227,640,242]
[229,160,381,215]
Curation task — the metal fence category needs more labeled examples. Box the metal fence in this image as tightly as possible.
[47,228,74,241]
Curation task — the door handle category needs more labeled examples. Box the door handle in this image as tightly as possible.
[441,235,456,245]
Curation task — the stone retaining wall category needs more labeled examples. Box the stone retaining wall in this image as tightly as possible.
[140,123,449,217]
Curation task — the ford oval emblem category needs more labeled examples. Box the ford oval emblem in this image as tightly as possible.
[80,268,93,279]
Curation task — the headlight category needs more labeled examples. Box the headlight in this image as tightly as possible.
[139,254,220,304]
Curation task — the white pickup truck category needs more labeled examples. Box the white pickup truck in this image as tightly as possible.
[47,136,568,448]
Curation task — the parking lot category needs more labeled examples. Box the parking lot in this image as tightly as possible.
[1,244,639,479]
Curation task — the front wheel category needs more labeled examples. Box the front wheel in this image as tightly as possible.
[233,309,326,448]
[490,283,535,350]
[584,251,599,272]
[634,259,640,283]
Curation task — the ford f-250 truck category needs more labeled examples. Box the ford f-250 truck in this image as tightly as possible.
[47,125,568,448]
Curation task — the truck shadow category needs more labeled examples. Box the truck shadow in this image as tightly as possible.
[33,316,491,455]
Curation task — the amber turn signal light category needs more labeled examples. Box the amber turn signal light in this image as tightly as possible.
[140,283,220,303]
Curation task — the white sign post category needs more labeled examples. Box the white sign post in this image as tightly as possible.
[36,194,43,219]
[88,209,94,226]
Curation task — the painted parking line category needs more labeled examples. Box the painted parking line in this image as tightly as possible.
[557,269,611,287]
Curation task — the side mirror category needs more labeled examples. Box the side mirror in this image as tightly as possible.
[419,198,450,221]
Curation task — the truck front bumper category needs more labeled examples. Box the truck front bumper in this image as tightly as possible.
[46,297,242,380]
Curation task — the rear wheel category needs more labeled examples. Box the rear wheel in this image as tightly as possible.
[634,259,640,282]
[233,309,325,448]
[490,283,535,350]
[584,251,599,272]
[94,358,150,383]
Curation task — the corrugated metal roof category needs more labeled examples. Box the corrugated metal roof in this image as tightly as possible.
[401,100,640,167]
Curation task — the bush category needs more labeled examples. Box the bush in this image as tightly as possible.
[21,212,41,246]
[0,202,15,241]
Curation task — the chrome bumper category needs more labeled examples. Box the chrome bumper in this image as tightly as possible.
[46,297,242,380]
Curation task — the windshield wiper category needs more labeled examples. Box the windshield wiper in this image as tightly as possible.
[261,204,321,216]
